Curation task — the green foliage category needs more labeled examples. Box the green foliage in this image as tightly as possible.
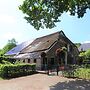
[75,43,81,48]
[85,49,90,59]
[0,63,36,78]
[78,49,90,64]
[74,68,90,79]
[62,70,75,78]
[79,52,85,57]
[1,60,12,65]
[62,65,78,78]
[79,52,86,61]
[0,38,17,56]
[62,65,90,79]
[14,60,22,64]
[19,0,90,30]
[0,56,12,64]
[8,38,17,44]
[0,77,3,80]
[78,50,90,64]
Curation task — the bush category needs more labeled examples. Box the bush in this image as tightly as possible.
[0,63,36,78]
[0,56,13,64]
[62,66,90,79]
[1,60,12,65]
[74,68,90,79]
[85,49,90,59]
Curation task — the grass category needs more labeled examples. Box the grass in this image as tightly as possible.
[0,77,3,80]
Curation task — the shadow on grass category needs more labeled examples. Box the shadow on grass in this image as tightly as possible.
[50,79,90,90]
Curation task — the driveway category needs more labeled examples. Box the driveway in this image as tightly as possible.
[0,73,90,90]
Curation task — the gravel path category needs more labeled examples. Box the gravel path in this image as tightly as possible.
[0,73,90,90]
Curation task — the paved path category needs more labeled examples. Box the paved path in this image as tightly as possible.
[0,74,90,90]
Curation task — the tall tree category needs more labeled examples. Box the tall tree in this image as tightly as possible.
[0,38,17,56]
[19,0,90,30]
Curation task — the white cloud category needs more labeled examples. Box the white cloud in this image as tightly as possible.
[0,32,24,49]
[0,15,16,24]
[83,41,90,43]
[1,32,22,40]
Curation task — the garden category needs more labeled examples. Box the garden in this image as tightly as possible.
[62,49,90,79]
[62,64,90,79]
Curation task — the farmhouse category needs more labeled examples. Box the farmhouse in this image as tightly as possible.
[5,31,79,70]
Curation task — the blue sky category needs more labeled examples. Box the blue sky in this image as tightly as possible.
[0,0,90,49]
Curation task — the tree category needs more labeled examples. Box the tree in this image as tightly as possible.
[8,38,17,45]
[78,49,90,64]
[19,0,90,30]
[0,38,17,56]
[79,52,85,64]
[85,49,90,59]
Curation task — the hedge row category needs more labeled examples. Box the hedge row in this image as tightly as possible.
[62,68,90,79]
[0,63,36,78]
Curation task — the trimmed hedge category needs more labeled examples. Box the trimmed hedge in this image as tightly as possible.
[0,63,36,78]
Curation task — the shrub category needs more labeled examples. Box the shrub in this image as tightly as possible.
[0,56,13,64]
[1,60,12,65]
[74,68,90,79]
[85,49,90,59]
[0,63,36,78]
[62,66,90,79]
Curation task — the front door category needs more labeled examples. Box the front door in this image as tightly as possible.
[41,57,47,70]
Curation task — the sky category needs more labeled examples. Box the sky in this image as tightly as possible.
[0,0,90,49]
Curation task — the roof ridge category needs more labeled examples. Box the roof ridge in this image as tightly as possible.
[35,31,62,40]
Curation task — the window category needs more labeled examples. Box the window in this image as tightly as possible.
[34,59,37,63]
[28,59,30,63]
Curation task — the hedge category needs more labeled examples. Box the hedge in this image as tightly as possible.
[0,63,36,78]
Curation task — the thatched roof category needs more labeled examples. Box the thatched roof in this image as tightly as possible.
[12,31,79,59]
[14,52,41,59]
[6,30,78,58]
[20,31,62,53]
